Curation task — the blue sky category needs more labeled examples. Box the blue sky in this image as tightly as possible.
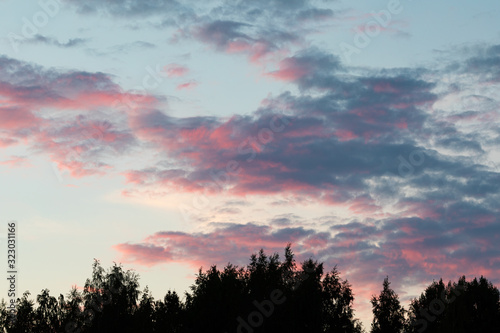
[1,0,500,328]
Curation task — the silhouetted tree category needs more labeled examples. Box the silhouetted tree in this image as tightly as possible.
[322,267,364,333]
[287,259,324,332]
[82,260,140,333]
[10,291,35,333]
[185,245,365,333]
[155,290,185,332]
[61,286,84,333]
[34,289,62,332]
[186,263,247,332]
[6,247,500,333]
[458,276,500,331]
[133,286,155,332]
[370,277,406,333]
[408,278,447,333]
[244,248,288,333]
[408,276,500,333]
[0,299,10,332]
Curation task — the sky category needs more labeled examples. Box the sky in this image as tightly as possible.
[0,0,500,328]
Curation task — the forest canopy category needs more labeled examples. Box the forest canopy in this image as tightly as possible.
[1,245,499,333]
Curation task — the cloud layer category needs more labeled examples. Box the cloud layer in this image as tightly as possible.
[2,0,500,327]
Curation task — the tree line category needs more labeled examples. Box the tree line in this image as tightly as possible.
[1,245,499,332]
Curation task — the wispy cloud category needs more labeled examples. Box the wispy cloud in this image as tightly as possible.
[23,34,87,48]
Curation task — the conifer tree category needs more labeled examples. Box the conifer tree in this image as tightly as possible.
[371,277,406,333]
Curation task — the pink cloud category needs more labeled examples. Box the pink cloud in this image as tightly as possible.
[125,106,432,210]
[0,56,158,175]
[114,223,317,268]
[163,64,189,78]
[228,40,279,64]
[176,81,198,90]
[334,129,358,141]
[0,155,31,167]
[348,195,381,215]
[266,57,313,81]
[113,243,173,267]
[0,106,39,129]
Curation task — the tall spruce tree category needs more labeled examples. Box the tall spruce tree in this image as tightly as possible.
[371,277,406,333]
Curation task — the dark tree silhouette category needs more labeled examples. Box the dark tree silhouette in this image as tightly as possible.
[408,276,500,333]
[154,290,184,332]
[0,246,364,332]
[0,300,9,332]
[321,267,364,333]
[370,277,406,333]
[8,291,35,333]
[184,245,364,333]
[3,246,500,333]
[61,286,84,333]
[134,286,155,332]
[286,258,324,332]
[185,264,247,332]
[408,278,448,333]
[82,260,140,333]
[244,248,288,333]
[34,289,62,332]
